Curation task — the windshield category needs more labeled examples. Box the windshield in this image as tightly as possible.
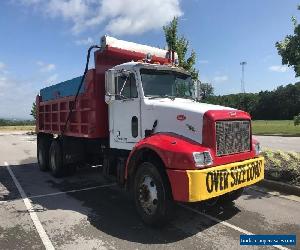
[140,68,194,99]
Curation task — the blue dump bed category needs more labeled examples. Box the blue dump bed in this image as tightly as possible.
[40,76,84,101]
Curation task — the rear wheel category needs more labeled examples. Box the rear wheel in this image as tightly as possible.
[49,140,65,177]
[37,135,50,171]
[134,162,173,226]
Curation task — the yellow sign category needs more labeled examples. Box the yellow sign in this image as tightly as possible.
[187,157,264,201]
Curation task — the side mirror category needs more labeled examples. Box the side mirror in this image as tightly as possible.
[105,70,115,96]
[105,70,116,104]
[120,69,130,79]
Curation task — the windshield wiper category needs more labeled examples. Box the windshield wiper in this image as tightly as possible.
[148,95,176,100]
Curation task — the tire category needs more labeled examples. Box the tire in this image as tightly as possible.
[134,162,173,226]
[49,140,65,177]
[218,188,244,206]
[37,136,50,171]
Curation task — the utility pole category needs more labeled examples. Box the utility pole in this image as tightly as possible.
[240,61,247,93]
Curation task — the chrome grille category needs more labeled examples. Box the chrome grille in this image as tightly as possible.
[216,120,250,156]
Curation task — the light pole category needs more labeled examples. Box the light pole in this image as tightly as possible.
[240,61,247,93]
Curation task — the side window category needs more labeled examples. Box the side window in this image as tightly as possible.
[115,73,138,99]
[130,74,138,98]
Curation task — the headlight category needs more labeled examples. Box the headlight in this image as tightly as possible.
[254,143,262,156]
[192,151,213,168]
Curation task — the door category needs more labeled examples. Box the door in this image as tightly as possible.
[109,71,141,150]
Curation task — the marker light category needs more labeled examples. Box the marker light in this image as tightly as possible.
[193,151,213,168]
[146,53,152,62]
[254,142,262,156]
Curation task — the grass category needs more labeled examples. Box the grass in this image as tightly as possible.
[0,125,35,131]
[252,120,300,136]
[262,149,300,186]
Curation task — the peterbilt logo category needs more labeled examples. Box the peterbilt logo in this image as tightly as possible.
[177,114,186,121]
[229,111,237,117]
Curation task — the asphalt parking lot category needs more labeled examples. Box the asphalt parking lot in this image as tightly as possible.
[0,133,299,250]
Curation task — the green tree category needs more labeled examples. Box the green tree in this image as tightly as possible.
[163,17,199,80]
[30,102,36,120]
[294,113,300,126]
[276,5,300,77]
[204,82,300,120]
[198,81,214,99]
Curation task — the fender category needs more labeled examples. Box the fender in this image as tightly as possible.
[125,132,212,179]
[125,131,258,177]
[125,132,212,201]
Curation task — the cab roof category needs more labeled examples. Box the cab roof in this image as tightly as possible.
[112,61,190,75]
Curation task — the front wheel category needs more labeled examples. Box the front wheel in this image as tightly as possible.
[134,162,173,226]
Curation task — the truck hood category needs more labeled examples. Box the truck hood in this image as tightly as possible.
[142,98,234,144]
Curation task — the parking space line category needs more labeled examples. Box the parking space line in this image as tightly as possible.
[4,162,55,250]
[28,183,117,200]
[0,184,117,204]
[179,204,290,250]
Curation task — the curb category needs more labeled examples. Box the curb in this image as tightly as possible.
[253,134,300,137]
[256,179,300,196]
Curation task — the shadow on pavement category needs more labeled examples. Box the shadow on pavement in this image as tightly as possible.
[5,159,249,245]
[0,165,20,201]
[242,187,274,200]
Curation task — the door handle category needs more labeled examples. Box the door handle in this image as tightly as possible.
[131,116,138,138]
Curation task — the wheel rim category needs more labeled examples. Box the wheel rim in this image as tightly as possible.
[138,175,158,215]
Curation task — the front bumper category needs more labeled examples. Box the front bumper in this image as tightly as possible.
[167,156,264,202]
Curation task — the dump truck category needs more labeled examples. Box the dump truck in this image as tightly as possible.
[36,36,264,225]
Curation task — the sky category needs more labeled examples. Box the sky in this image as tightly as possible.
[0,0,299,119]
